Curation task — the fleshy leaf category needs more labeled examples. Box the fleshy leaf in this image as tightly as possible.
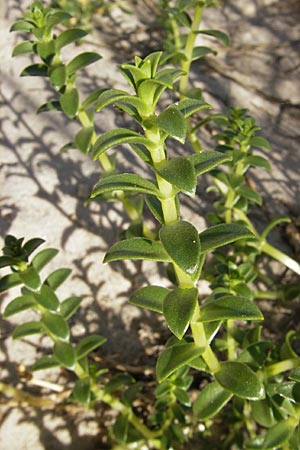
[43,311,70,341]
[154,106,186,143]
[91,174,159,198]
[192,46,217,61]
[60,296,82,320]
[262,419,297,449]
[156,341,205,382]
[93,128,153,159]
[31,355,60,372]
[60,88,79,119]
[72,378,91,405]
[104,238,169,263]
[13,321,44,339]
[32,248,59,272]
[156,157,196,196]
[45,268,72,291]
[163,288,198,339]
[199,223,253,253]
[189,151,231,175]
[159,221,201,277]
[249,136,270,150]
[130,286,169,313]
[3,294,36,318]
[12,41,36,57]
[21,64,48,77]
[66,52,102,75]
[0,273,21,292]
[175,98,211,118]
[196,29,230,46]
[193,381,232,420]
[75,127,94,154]
[49,65,66,89]
[55,28,88,50]
[34,285,60,312]
[76,335,107,360]
[251,398,276,428]
[53,341,76,369]
[215,361,265,400]
[200,295,264,322]
[19,266,41,290]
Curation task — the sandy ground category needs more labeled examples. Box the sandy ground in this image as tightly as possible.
[0,0,299,448]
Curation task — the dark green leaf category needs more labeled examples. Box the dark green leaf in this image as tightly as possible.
[113,413,129,444]
[192,46,217,61]
[53,341,76,369]
[163,288,198,339]
[46,11,71,27]
[23,237,45,256]
[175,98,211,118]
[37,101,62,114]
[0,256,16,268]
[82,89,105,109]
[245,155,271,171]
[19,266,41,290]
[159,221,201,277]
[66,52,102,75]
[93,128,153,159]
[156,341,205,382]
[49,65,66,88]
[10,20,34,32]
[156,157,196,196]
[45,268,72,291]
[130,285,169,313]
[3,295,36,318]
[75,127,94,154]
[21,64,48,77]
[76,335,107,360]
[145,195,164,223]
[60,296,82,320]
[200,295,264,322]
[104,238,169,263]
[251,398,276,428]
[188,151,231,175]
[55,28,88,50]
[72,378,91,405]
[196,29,230,46]
[199,223,253,253]
[263,419,297,449]
[13,321,44,339]
[43,311,70,341]
[60,88,79,119]
[12,41,36,57]
[238,186,262,206]
[193,381,232,420]
[174,387,191,406]
[91,173,159,198]
[154,106,187,143]
[32,248,59,272]
[31,355,60,371]
[34,284,59,312]
[0,273,21,292]
[249,136,270,150]
[215,361,265,400]
[105,373,135,394]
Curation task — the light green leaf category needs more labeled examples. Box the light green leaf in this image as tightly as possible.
[262,419,297,449]
[215,361,265,400]
[251,398,276,428]
[200,295,264,322]
[66,52,102,75]
[60,88,79,119]
[43,311,70,341]
[93,128,153,159]
[10,20,34,32]
[34,285,59,312]
[159,221,201,277]
[130,285,169,313]
[249,136,270,150]
[45,268,72,291]
[163,288,198,339]
[46,11,71,27]
[104,238,169,264]
[245,155,271,171]
[3,295,36,318]
[75,127,94,154]
[193,381,232,420]
[49,65,66,88]
[0,273,21,292]
[31,355,60,372]
[32,248,58,272]
[55,28,88,50]
[196,29,230,46]
[156,341,205,382]
[19,266,41,290]
[91,173,159,198]
[189,151,231,175]
[156,157,196,196]
[53,341,76,369]
[72,378,91,405]
[12,41,36,57]
[13,321,44,339]
[76,334,107,360]
[37,41,55,61]
[60,296,82,320]
[199,223,253,253]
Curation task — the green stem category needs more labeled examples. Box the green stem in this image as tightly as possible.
[261,241,300,275]
[265,358,300,378]
[227,319,237,360]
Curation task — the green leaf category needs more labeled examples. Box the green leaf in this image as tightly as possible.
[113,413,129,444]
[49,65,66,88]
[55,28,88,50]
[3,295,36,318]
[249,136,270,150]
[245,155,271,171]
[34,284,59,312]
[23,237,46,256]
[145,195,164,224]
[189,151,231,175]
[175,98,211,118]
[156,157,196,196]
[104,238,169,264]
[200,295,264,322]
[82,89,105,109]
[72,378,91,405]
[251,398,276,428]
[31,355,60,372]
[238,341,273,370]
[215,361,265,400]
[196,29,230,46]
[45,268,72,291]
[37,41,55,62]
[159,221,201,277]
[46,11,71,27]
[199,223,253,253]
[130,285,169,313]
[12,41,36,57]
[192,46,217,61]
[154,106,187,143]
[10,20,34,32]
[238,185,262,206]
[37,101,62,114]
[193,381,232,420]
[60,88,79,119]
[156,341,205,382]
[32,248,59,272]
[75,127,94,154]
[21,63,48,77]
[0,273,21,292]
[60,296,82,320]
[96,89,128,111]
[53,341,76,369]
[262,419,297,449]
[19,266,41,290]
[13,321,44,339]
[91,173,159,198]
[76,335,107,360]
[66,52,102,75]
[93,128,153,159]
[163,288,198,339]
[0,256,16,268]
[43,311,70,341]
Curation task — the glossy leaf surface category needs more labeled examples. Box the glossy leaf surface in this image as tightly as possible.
[66,52,102,75]
[262,419,297,449]
[200,295,263,322]
[55,28,88,50]
[43,312,70,341]
[34,284,59,312]
[32,248,58,272]
[163,288,198,339]
[130,285,169,313]
[3,294,36,318]
[91,174,159,198]
[104,238,169,263]
[53,341,76,369]
[193,381,232,420]
[19,266,40,290]
[199,223,253,253]
[13,321,44,339]
[93,128,152,159]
